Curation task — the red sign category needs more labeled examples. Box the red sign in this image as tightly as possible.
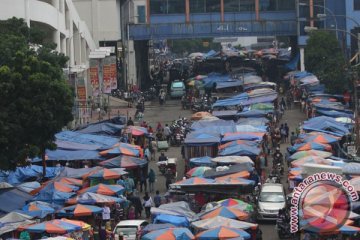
[103,64,112,93]
[89,66,99,96]
[110,63,117,89]
[77,86,86,104]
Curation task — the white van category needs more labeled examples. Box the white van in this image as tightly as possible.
[113,220,149,240]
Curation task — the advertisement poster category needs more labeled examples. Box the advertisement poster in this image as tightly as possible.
[109,56,117,90]
[89,59,99,96]
[103,57,112,94]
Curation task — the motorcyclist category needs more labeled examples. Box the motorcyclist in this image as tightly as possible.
[158,151,168,162]
[272,147,283,166]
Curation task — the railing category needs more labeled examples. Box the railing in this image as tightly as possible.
[129,20,297,40]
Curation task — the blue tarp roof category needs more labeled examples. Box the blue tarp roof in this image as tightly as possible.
[55,131,119,150]
[191,120,236,135]
[237,109,272,118]
[202,74,233,89]
[221,132,265,142]
[76,122,124,136]
[184,133,220,146]
[0,189,33,214]
[189,156,216,167]
[212,93,248,107]
[37,150,103,161]
[240,94,277,106]
[4,165,60,185]
[303,116,350,136]
[32,183,76,203]
[236,117,269,126]
[218,144,261,157]
[153,214,190,227]
[216,81,243,89]
[316,109,354,119]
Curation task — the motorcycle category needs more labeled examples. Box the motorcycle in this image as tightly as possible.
[276,217,295,239]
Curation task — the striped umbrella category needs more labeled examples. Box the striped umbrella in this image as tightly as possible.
[303,134,339,144]
[291,156,333,168]
[186,167,212,178]
[196,226,251,240]
[86,168,127,180]
[57,204,102,217]
[67,192,124,205]
[173,177,215,186]
[289,150,332,160]
[215,171,250,181]
[288,142,332,153]
[22,201,55,218]
[99,155,147,169]
[217,198,254,212]
[100,142,143,157]
[58,177,83,186]
[18,219,81,234]
[200,206,249,220]
[124,126,148,136]
[142,228,194,240]
[78,184,125,196]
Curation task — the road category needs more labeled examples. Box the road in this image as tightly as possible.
[137,98,306,240]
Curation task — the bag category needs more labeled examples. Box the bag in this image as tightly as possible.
[144,198,152,207]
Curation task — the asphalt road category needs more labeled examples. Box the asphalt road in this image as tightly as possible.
[136,98,306,240]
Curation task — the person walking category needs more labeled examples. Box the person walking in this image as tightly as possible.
[148,169,156,192]
[154,191,162,207]
[139,173,147,193]
[127,117,134,126]
[143,192,153,218]
[164,168,173,190]
[163,124,171,143]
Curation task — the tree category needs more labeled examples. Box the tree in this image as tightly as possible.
[0,18,73,174]
[305,30,348,93]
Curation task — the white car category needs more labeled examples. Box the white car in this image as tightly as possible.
[257,183,286,220]
[113,220,149,240]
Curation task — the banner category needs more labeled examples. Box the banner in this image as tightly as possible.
[103,57,112,94]
[109,56,117,90]
[77,86,86,104]
[89,59,100,96]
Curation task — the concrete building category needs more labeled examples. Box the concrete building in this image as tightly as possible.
[345,0,360,58]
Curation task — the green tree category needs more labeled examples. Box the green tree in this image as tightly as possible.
[305,30,348,93]
[0,18,73,174]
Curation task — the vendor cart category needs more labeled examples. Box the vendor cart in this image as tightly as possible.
[157,158,177,178]
[157,140,169,151]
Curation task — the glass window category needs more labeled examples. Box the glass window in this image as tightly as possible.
[167,0,185,14]
[137,6,146,23]
[150,0,167,14]
[355,0,360,10]
[190,0,206,13]
[240,0,255,11]
[224,0,240,12]
[206,0,221,12]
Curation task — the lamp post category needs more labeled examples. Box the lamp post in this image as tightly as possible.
[299,2,338,40]
[304,26,360,156]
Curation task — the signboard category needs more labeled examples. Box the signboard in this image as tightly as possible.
[102,56,117,93]
[77,86,86,104]
[89,59,99,96]
[109,56,117,90]
[103,63,112,94]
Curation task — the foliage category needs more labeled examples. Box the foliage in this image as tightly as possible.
[305,30,348,93]
[0,18,73,171]
[170,38,221,55]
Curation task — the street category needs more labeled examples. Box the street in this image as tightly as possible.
[137,99,306,240]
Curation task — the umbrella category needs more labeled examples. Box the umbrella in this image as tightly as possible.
[67,192,124,205]
[57,204,102,217]
[214,177,255,186]
[302,135,339,144]
[58,178,83,186]
[191,216,257,231]
[18,219,81,234]
[215,171,250,180]
[142,227,194,240]
[124,126,148,136]
[218,198,254,212]
[289,150,332,160]
[78,183,125,196]
[99,155,147,169]
[200,206,249,220]
[250,103,274,110]
[211,156,254,165]
[22,201,55,218]
[291,156,333,168]
[60,218,91,231]
[191,112,213,120]
[288,142,332,153]
[173,177,215,186]
[142,223,176,235]
[86,168,127,180]
[100,142,142,157]
[186,167,212,178]
[219,140,258,150]
[196,226,251,240]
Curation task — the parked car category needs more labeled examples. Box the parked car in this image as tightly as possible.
[170,80,186,98]
[257,183,285,220]
[113,220,149,240]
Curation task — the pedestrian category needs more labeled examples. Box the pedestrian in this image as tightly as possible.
[144,145,151,162]
[148,169,156,192]
[148,126,154,134]
[280,124,286,144]
[127,206,135,220]
[290,132,297,146]
[127,117,134,126]
[139,173,147,193]
[284,123,289,143]
[156,122,162,131]
[259,153,266,182]
[280,97,286,110]
[154,190,162,207]
[163,124,171,143]
[164,168,173,190]
[158,151,168,162]
[143,192,153,218]
[102,204,111,223]
[128,193,143,218]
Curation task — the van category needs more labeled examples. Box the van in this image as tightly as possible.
[170,80,186,98]
[113,220,148,240]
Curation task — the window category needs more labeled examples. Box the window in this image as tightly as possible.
[150,0,167,14]
[240,0,255,11]
[167,0,185,14]
[137,6,146,23]
[355,0,360,10]
[206,0,221,12]
[224,0,240,12]
[190,0,206,13]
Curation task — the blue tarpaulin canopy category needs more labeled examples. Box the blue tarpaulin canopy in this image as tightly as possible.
[236,117,269,126]
[40,149,103,161]
[218,145,261,157]
[237,109,272,118]
[0,189,33,214]
[184,133,220,146]
[303,116,350,136]
[216,81,243,89]
[240,94,277,106]
[153,214,190,227]
[189,156,216,167]
[316,109,354,119]
[191,120,236,135]
[76,122,124,136]
[55,131,119,150]
[4,165,60,185]
[221,132,265,142]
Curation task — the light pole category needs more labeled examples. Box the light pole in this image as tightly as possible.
[299,2,338,40]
